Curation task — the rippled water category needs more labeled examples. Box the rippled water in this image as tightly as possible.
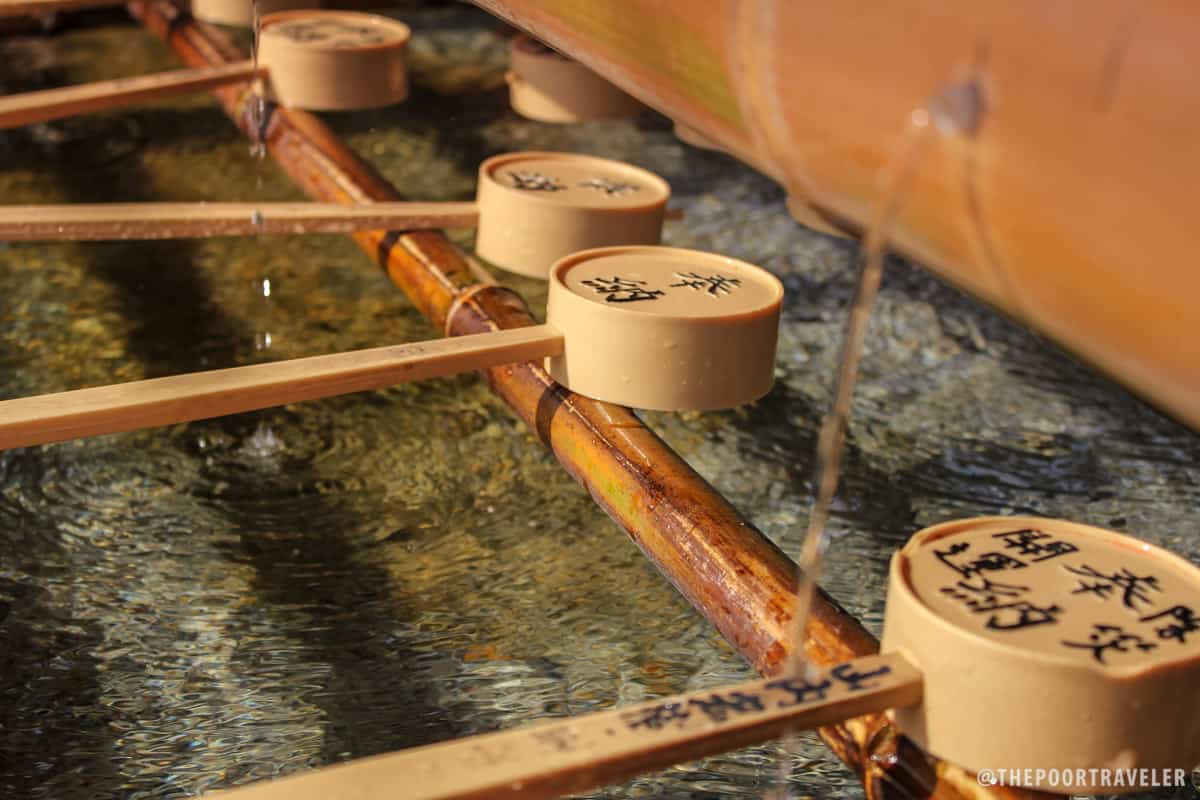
[1,7,1198,800]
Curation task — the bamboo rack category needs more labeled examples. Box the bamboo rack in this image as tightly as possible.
[118,3,1038,799]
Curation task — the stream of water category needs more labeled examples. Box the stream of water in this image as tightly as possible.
[774,77,989,799]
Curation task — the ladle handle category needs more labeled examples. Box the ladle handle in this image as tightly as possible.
[0,60,262,129]
[0,0,117,17]
[210,652,921,800]
[0,325,564,450]
[0,201,482,240]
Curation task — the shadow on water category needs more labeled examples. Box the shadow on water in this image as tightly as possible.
[0,67,456,800]
[735,251,1199,569]
[0,45,251,792]
[195,412,462,776]
[742,379,1112,532]
[0,485,117,797]
[730,378,917,542]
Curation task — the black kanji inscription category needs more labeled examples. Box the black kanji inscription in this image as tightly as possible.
[992,529,1079,562]
[831,663,892,691]
[579,177,640,196]
[1062,623,1157,664]
[581,276,665,303]
[1066,564,1161,611]
[621,702,690,731]
[941,576,1063,630]
[935,541,1026,578]
[766,676,832,707]
[669,271,742,297]
[1140,605,1200,645]
[688,691,765,723]
[507,170,565,191]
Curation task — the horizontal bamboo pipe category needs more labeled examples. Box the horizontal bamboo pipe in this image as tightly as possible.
[0,201,481,239]
[0,326,562,450]
[128,3,1028,800]
[216,654,921,800]
[0,60,263,128]
[472,0,1200,431]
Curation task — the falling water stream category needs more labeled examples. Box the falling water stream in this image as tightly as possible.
[774,79,988,798]
[247,0,266,163]
[244,0,282,455]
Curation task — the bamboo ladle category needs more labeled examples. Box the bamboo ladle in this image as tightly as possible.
[0,60,266,127]
[506,33,644,123]
[0,246,782,450]
[208,517,1200,798]
[0,151,672,277]
[0,0,310,19]
[0,9,409,127]
[0,0,121,17]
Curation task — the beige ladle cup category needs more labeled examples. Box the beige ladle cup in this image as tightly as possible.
[0,0,315,22]
[0,245,783,450]
[0,151,672,279]
[0,10,409,125]
[190,0,319,27]
[208,517,1200,799]
[506,34,644,124]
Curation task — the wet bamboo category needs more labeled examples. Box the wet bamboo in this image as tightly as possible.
[126,3,1040,799]
[0,0,409,17]
[0,327,562,449]
[219,654,924,800]
[473,0,1200,432]
[0,61,264,129]
[0,201,480,239]
[0,0,116,16]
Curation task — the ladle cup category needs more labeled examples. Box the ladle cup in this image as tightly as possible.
[208,517,1200,799]
[0,152,672,278]
[0,10,410,125]
[0,245,783,449]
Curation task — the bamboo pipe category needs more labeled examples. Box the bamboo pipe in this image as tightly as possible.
[0,201,480,239]
[471,0,1200,432]
[126,3,1034,800]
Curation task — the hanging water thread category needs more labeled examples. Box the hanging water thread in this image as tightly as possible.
[771,73,988,798]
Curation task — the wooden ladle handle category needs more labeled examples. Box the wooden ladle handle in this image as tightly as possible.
[0,60,262,129]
